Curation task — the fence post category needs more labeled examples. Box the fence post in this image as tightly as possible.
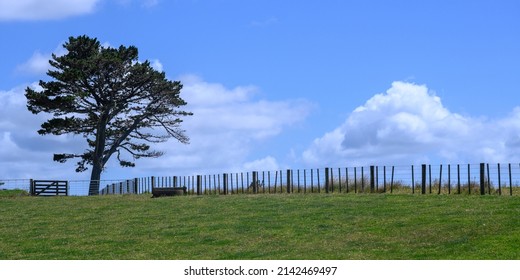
[498,163,502,195]
[448,164,451,194]
[287,169,292,193]
[429,165,432,194]
[354,167,357,193]
[370,166,375,193]
[361,167,364,193]
[151,176,156,191]
[133,178,138,194]
[223,173,228,195]
[421,164,426,194]
[252,171,258,194]
[390,166,394,193]
[196,175,202,195]
[411,165,415,194]
[438,165,443,195]
[468,164,471,195]
[30,179,34,196]
[325,168,330,193]
[480,163,486,195]
[509,163,513,196]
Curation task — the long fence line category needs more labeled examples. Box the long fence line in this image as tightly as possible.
[2,163,520,196]
[100,163,520,196]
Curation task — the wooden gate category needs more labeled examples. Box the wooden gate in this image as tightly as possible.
[30,180,68,196]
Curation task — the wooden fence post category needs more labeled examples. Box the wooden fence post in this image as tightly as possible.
[498,163,502,195]
[448,164,451,194]
[468,164,471,195]
[324,168,330,193]
[30,179,34,196]
[354,167,357,193]
[383,166,386,193]
[480,163,486,195]
[287,169,292,194]
[429,165,432,194]
[370,166,375,193]
[421,164,426,194]
[390,166,394,193]
[509,163,513,196]
[197,175,202,195]
[361,167,364,193]
[438,165,443,195]
[252,171,258,194]
[223,173,228,195]
[411,165,415,194]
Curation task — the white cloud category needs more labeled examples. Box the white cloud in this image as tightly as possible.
[16,51,51,75]
[0,76,312,180]
[302,81,520,167]
[16,45,67,75]
[150,59,163,72]
[120,75,312,176]
[243,156,279,172]
[0,0,100,21]
[0,84,86,179]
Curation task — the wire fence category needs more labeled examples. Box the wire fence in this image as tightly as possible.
[103,163,520,196]
[2,163,520,196]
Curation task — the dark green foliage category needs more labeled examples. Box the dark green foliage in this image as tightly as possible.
[25,35,192,194]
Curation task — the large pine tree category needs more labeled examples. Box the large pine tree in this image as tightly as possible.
[26,35,192,195]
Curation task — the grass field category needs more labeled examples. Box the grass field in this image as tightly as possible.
[1,191,520,259]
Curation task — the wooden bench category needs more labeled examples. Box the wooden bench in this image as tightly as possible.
[151,187,186,198]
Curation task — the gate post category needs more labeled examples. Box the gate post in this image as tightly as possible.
[30,179,34,196]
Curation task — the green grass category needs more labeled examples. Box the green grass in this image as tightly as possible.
[1,193,520,259]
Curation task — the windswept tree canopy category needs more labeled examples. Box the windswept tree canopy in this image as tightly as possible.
[25,35,192,195]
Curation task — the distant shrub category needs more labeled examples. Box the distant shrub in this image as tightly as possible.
[0,189,30,197]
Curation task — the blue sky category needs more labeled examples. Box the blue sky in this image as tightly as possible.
[1,0,519,181]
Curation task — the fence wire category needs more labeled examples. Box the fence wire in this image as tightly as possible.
[2,163,520,196]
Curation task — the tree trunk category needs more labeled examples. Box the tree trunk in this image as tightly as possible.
[88,114,108,196]
[88,164,102,195]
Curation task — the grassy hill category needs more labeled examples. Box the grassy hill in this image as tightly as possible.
[1,192,519,259]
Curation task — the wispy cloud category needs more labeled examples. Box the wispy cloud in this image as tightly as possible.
[0,0,100,21]
[250,17,278,27]
[16,45,67,76]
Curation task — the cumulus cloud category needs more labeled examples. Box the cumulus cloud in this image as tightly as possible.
[0,0,100,21]
[126,75,312,176]
[1,76,312,180]
[243,156,280,172]
[0,85,85,179]
[302,81,520,167]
